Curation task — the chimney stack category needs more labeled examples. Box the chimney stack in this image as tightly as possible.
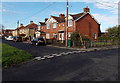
[83,6,90,13]
[59,14,65,17]
[30,21,34,24]
[20,24,23,27]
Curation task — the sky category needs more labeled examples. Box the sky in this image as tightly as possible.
[0,0,119,32]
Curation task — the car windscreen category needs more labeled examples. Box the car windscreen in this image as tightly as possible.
[33,38,38,41]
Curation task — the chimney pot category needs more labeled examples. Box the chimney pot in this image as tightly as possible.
[30,21,33,24]
[20,24,23,27]
[83,6,90,13]
[59,14,65,17]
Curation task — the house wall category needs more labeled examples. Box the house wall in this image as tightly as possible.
[41,22,66,40]
[75,14,100,40]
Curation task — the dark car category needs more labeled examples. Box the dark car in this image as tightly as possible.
[13,36,22,42]
[31,37,46,45]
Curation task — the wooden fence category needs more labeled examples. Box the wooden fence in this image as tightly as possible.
[46,39,119,48]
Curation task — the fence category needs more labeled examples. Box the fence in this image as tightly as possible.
[46,39,119,48]
[46,39,65,46]
[83,40,119,48]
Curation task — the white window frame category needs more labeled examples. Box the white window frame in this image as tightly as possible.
[53,33,57,38]
[94,33,97,39]
[38,24,41,30]
[46,24,50,29]
[68,20,73,27]
[53,23,57,28]
[46,34,50,39]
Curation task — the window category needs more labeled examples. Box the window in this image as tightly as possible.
[53,33,57,39]
[53,23,57,28]
[68,32,72,38]
[38,24,41,30]
[46,34,50,39]
[94,33,97,39]
[68,20,73,27]
[46,24,50,29]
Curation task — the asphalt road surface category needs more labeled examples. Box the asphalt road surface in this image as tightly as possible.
[2,40,119,81]
[2,40,76,57]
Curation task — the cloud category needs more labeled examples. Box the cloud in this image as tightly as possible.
[84,0,119,14]
[93,13,118,25]
[93,13,118,31]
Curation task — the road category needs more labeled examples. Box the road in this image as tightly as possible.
[2,40,119,81]
[2,40,76,57]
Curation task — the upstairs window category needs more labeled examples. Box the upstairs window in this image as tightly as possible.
[46,34,50,39]
[38,24,41,30]
[53,23,57,28]
[68,20,73,27]
[46,24,50,29]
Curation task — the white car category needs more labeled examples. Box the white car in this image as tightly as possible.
[5,36,13,41]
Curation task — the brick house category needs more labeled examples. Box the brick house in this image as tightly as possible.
[14,21,38,39]
[25,21,38,39]
[39,6,101,40]
[35,22,46,38]
[13,24,25,36]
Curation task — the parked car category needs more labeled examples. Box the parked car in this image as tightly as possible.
[5,36,13,41]
[31,37,46,45]
[13,36,22,42]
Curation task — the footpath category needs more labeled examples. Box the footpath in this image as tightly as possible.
[47,45,119,52]
[35,45,119,61]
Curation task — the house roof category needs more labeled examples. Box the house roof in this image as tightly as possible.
[25,23,38,29]
[70,13,84,20]
[39,22,46,26]
[16,26,25,30]
[51,16,65,23]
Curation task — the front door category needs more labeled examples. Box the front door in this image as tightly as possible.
[59,33,64,40]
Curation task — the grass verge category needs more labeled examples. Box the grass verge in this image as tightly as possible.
[2,42,33,68]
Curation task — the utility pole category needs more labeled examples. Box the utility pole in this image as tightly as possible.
[17,20,19,28]
[65,0,68,47]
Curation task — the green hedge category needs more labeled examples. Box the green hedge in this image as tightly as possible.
[98,37,119,40]
[2,43,33,68]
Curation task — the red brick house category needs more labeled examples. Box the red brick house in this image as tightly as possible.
[14,21,38,39]
[35,22,46,38]
[39,6,101,41]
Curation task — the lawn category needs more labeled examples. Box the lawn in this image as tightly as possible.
[2,42,33,68]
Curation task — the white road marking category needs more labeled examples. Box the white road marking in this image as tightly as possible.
[34,50,88,61]
[46,55,54,58]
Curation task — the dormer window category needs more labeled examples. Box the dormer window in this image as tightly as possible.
[53,23,57,28]
[68,20,73,27]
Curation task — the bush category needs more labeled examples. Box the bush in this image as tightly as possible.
[98,36,119,40]
[2,43,33,68]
